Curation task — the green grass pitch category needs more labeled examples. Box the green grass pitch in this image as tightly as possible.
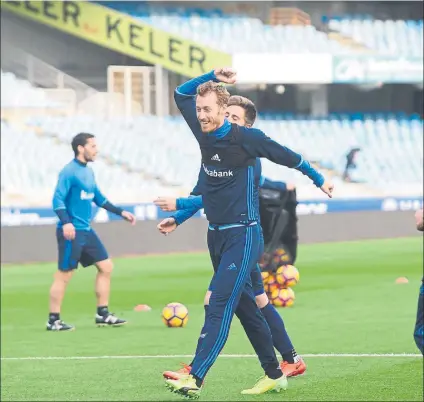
[1,237,423,401]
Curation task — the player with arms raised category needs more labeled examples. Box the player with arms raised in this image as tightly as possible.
[157,95,306,379]
[48,133,136,331]
[163,68,333,398]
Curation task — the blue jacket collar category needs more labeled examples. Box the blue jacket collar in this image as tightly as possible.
[209,119,231,139]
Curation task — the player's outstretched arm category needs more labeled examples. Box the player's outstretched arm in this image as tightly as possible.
[174,67,237,138]
[94,186,136,225]
[172,194,203,226]
[243,129,334,198]
[172,205,202,226]
[156,206,201,235]
[260,176,288,192]
[52,170,75,240]
[154,168,204,212]
[154,195,202,224]
[153,194,203,211]
[175,68,236,99]
[177,195,203,211]
[155,171,204,230]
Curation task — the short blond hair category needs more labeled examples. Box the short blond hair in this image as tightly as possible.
[197,81,230,108]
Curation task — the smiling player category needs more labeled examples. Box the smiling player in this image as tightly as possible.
[161,68,333,398]
[156,95,306,380]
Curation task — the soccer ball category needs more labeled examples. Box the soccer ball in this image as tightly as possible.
[264,274,279,294]
[261,271,270,284]
[275,265,299,288]
[272,248,291,265]
[270,288,295,307]
[274,248,286,256]
[162,302,189,328]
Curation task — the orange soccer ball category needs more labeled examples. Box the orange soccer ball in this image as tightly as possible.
[161,302,189,328]
[272,248,291,265]
[275,265,300,288]
[264,274,280,294]
[261,271,271,284]
[270,288,295,307]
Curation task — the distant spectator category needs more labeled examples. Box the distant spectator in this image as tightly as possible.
[342,147,361,182]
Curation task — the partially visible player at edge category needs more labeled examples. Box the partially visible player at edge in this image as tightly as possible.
[413,208,423,354]
[164,67,334,398]
[48,133,136,331]
[156,95,306,378]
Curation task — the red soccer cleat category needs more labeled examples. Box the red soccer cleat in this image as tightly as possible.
[162,362,192,380]
[280,357,307,377]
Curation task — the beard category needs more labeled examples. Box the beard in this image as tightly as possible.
[199,117,219,133]
[83,152,95,162]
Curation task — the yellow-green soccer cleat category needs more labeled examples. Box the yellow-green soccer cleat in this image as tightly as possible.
[164,374,202,399]
[241,374,288,395]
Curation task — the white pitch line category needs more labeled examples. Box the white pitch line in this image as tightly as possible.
[1,353,422,361]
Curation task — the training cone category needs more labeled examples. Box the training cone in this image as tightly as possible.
[134,304,152,311]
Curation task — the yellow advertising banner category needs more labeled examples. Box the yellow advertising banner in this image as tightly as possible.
[1,0,232,78]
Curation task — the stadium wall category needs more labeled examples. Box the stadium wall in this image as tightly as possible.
[1,211,420,265]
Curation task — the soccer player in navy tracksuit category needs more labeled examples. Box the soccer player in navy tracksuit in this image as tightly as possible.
[156,95,306,380]
[414,208,423,354]
[163,68,334,398]
[48,133,136,331]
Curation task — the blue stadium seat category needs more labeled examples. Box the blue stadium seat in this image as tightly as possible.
[14,112,421,201]
[99,2,423,56]
[328,18,423,57]
[1,72,422,203]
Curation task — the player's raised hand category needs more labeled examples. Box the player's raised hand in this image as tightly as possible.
[121,210,136,225]
[214,67,237,84]
[320,180,334,198]
[157,218,177,235]
[153,197,177,212]
[63,223,76,240]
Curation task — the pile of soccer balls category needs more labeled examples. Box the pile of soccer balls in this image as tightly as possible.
[260,248,300,307]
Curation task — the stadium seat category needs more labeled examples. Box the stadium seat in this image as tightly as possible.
[328,18,423,57]
[100,2,423,56]
[1,62,422,204]
[100,2,355,54]
[18,113,423,203]
[0,70,63,109]
[0,120,177,206]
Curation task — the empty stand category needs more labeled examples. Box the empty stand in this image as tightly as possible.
[101,2,423,56]
[1,120,176,206]
[102,2,357,54]
[1,55,422,206]
[1,70,62,109]
[328,18,423,57]
[23,113,423,200]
